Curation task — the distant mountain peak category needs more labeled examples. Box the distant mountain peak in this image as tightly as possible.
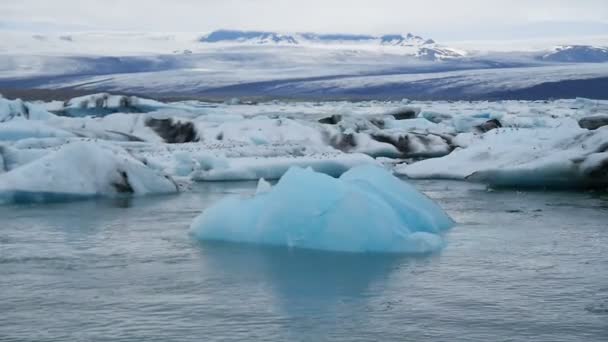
[198,29,463,60]
[200,29,298,44]
[541,45,608,63]
[199,29,437,47]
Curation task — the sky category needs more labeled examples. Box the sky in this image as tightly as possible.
[1,0,607,41]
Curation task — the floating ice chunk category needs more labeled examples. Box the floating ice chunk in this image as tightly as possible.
[255,178,272,195]
[197,117,324,146]
[579,115,608,130]
[0,145,48,172]
[0,98,54,122]
[190,153,376,181]
[172,152,230,177]
[369,131,454,158]
[385,106,421,120]
[347,133,402,158]
[0,121,75,141]
[56,93,167,117]
[451,115,491,133]
[173,152,198,177]
[422,111,452,124]
[191,165,454,253]
[224,97,241,105]
[383,118,450,133]
[0,142,178,204]
[399,126,608,188]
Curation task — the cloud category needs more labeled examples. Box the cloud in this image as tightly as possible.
[2,0,607,40]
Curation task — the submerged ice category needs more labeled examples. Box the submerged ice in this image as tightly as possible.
[190,165,454,253]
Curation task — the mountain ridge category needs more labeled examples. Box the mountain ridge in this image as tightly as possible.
[199,29,435,46]
[541,45,608,63]
[198,29,463,60]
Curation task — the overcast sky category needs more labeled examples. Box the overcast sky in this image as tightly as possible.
[1,0,607,41]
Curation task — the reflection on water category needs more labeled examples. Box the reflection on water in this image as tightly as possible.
[196,242,423,340]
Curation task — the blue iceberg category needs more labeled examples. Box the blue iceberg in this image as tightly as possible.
[190,165,454,253]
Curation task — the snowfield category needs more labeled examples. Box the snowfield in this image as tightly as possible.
[0,93,607,203]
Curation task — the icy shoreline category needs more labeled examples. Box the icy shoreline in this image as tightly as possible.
[0,93,607,203]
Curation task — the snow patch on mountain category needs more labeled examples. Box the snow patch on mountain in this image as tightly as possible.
[199,30,464,60]
[541,45,608,63]
[200,30,299,45]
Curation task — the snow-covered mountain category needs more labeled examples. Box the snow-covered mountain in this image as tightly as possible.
[199,30,464,60]
[199,30,434,46]
[0,29,464,60]
[200,30,299,45]
[541,45,608,63]
[1,29,607,100]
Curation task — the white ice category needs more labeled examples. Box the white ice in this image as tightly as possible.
[398,126,608,188]
[1,95,607,204]
[0,142,178,204]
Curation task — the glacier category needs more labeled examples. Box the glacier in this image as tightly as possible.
[190,165,454,253]
[2,30,608,101]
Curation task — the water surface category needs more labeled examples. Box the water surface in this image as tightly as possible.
[1,181,607,341]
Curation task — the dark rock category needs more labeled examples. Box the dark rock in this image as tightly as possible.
[475,119,502,133]
[145,118,199,143]
[318,115,342,125]
[579,115,608,130]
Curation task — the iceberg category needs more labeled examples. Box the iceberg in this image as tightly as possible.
[190,153,376,181]
[0,97,54,122]
[3,94,607,195]
[190,165,454,253]
[398,126,608,188]
[54,93,168,117]
[0,142,178,204]
[0,120,75,141]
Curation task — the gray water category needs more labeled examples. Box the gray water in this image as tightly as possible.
[1,180,607,342]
